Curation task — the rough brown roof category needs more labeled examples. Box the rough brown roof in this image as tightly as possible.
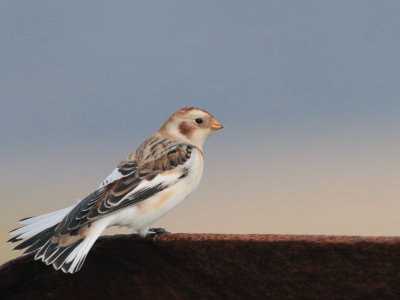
[1,233,400,299]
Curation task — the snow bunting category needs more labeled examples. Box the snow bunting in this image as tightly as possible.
[8,107,222,274]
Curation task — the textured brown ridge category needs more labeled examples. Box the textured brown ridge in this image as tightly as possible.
[1,233,400,299]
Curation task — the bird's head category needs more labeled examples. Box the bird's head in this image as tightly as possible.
[159,107,223,149]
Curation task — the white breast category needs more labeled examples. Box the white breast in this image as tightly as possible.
[106,148,204,233]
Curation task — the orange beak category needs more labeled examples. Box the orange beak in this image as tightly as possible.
[210,120,223,130]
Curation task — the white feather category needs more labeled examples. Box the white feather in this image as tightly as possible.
[9,205,75,240]
[61,218,109,273]
[98,168,122,188]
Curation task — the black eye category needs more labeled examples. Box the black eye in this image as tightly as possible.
[195,118,203,124]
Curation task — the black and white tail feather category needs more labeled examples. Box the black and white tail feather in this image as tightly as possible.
[8,205,79,272]
[7,167,125,274]
[7,202,110,273]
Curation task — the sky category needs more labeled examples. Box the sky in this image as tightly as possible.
[1,1,400,263]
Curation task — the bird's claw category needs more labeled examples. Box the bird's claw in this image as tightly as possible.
[149,227,170,234]
[149,227,170,242]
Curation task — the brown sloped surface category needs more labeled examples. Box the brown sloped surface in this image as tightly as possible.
[1,234,400,299]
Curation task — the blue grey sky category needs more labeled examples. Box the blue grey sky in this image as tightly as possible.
[1,1,400,262]
[1,1,399,151]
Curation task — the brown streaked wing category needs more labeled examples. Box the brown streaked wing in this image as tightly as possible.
[54,140,194,237]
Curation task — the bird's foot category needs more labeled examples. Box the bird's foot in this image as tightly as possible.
[149,227,170,242]
[149,227,170,234]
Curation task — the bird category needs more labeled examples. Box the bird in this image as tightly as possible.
[8,107,223,274]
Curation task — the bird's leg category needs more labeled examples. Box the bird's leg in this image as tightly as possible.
[149,227,170,242]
